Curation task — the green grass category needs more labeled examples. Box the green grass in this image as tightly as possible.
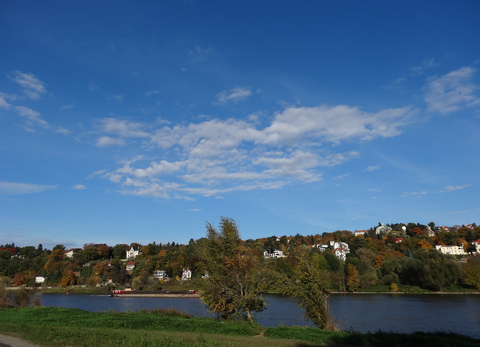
[0,307,479,347]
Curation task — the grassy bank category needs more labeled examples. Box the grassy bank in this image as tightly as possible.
[0,307,479,347]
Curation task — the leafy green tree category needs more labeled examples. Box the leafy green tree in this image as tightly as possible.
[113,244,127,259]
[274,249,335,330]
[196,217,269,322]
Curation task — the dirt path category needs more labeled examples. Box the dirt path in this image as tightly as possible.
[0,334,41,347]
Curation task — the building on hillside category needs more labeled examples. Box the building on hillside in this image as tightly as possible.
[396,238,403,243]
[426,226,435,237]
[354,230,367,237]
[126,246,142,259]
[334,248,347,261]
[375,223,392,235]
[73,271,81,278]
[153,270,167,280]
[126,262,136,273]
[472,240,480,253]
[314,244,329,252]
[263,249,285,258]
[65,249,75,258]
[181,268,192,280]
[35,276,46,284]
[435,245,466,256]
[466,224,474,229]
[440,226,450,232]
[329,241,349,252]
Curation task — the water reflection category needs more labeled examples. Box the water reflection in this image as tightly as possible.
[40,293,480,338]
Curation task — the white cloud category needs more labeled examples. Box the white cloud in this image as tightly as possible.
[60,104,75,110]
[0,93,11,109]
[0,181,57,195]
[145,90,160,96]
[411,58,440,76]
[438,184,470,193]
[216,87,252,104]
[181,68,187,73]
[401,191,427,198]
[190,209,200,212]
[96,136,126,147]
[11,71,46,100]
[368,189,381,192]
[364,165,380,171]
[111,94,125,102]
[15,106,49,128]
[333,173,350,180]
[71,185,86,190]
[56,127,71,135]
[425,67,480,114]
[89,83,99,91]
[98,118,149,138]
[94,104,414,199]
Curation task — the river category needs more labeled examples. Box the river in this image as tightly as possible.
[40,293,480,338]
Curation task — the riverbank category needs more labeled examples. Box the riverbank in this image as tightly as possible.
[0,307,479,347]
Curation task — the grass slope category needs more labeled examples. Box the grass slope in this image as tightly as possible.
[0,307,479,347]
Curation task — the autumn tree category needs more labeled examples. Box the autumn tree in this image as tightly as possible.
[464,254,480,290]
[275,249,336,330]
[346,263,360,292]
[196,217,269,322]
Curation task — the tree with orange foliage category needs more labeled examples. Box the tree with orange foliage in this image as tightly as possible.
[346,264,360,292]
[13,273,25,286]
[418,239,432,249]
[196,217,268,322]
[411,227,424,236]
[61,270,77,287]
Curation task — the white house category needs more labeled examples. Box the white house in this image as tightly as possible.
[65,249,75,258]
[354,230,367,237]
[126,246,142,259]
[263,250,285,258]
[472,240,480,253]
[329,241,349,252]
[126,262,136,272]
[35,276,46,284]
[334,248,347,261]
[153,270,167,280]
[375,223,392,235]
[181,268,192,280]
[314,244,329,252]
[435,245,466,256]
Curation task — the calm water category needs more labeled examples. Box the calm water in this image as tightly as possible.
[41,293,480,338]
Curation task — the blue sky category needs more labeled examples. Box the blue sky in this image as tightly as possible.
[1,1,479,249]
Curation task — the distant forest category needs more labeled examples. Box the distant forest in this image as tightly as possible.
[1,221,480,292]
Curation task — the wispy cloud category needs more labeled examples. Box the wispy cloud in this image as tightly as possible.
[15,106,49,129]
[10,71,46,100]
[401,191,427,198]
[216,87,252,104]
[145,90,160,96]
[0,181,57,195]
[438,184,470,193]
[96,136,126,147]
[447,210,471,215]
[411,58,440,76]
[93,104,414,199]
[368,189,381,192]
[60,104,75,110]
[425,67,480,114]
[111,94,125,102]
[89,83,99,91]
[333,173,350,180]
[364,165,380,172]
[71,185,86,190]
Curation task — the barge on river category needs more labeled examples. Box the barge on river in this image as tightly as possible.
[111,289,199,298]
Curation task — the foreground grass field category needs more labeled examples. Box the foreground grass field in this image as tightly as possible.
[0,307,479,347]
